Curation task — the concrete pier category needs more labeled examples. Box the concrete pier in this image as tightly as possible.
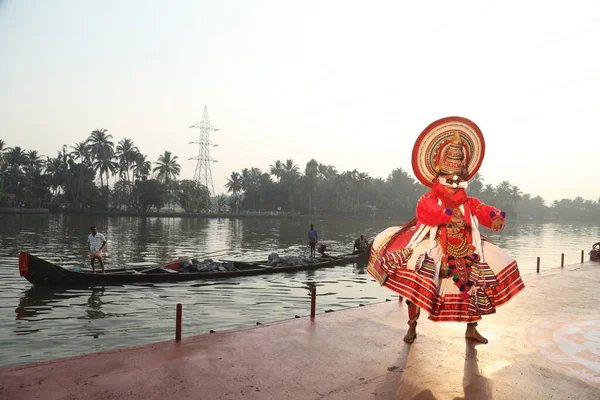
[1,262,599,399]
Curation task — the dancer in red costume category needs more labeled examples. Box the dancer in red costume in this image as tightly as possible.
[367,117,525,344]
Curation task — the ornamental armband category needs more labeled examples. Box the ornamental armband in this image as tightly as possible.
[490,210,506,219]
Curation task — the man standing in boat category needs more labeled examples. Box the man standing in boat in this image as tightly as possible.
[353,235,369,253]
[308,224,318,258]
[88,226,107,273]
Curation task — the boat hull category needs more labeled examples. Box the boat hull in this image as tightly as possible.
[590,242,600,262]
[18,251,369,286]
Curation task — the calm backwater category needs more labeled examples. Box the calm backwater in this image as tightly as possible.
[0,214,597,368]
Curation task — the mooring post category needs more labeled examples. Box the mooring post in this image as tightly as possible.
[561,253,564,268]
[176,303,182,342]
[310,288,316,319]
[581,250,584,263]
[536,257,540,273]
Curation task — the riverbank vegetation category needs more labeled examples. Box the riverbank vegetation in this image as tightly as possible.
[1,133,599,222]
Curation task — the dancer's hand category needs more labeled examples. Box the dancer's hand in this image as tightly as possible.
[491,219,504,232]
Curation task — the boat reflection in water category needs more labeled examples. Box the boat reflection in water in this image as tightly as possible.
[15,286,76,321]
[15,285,107,321]
[15,285,111,342]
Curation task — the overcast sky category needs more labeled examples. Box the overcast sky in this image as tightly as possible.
[1,0,599,203]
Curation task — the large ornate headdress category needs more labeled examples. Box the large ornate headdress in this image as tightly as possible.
[411,116,485,188]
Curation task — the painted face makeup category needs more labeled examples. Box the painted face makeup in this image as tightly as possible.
[438,175,468,189]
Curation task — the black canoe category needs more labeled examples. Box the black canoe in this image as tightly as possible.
[18,250,370,286]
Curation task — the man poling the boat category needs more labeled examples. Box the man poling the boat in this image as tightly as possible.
[88,225,107,274]
[307,224,318,258]
[367,116,525,344]
[353,235,369,254]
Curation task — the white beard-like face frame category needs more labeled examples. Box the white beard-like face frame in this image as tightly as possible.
[438,176,468,189]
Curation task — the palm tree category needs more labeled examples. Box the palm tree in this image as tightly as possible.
[116,138,138,185]
[91,157,118,188]
[240,168,251,192]
[45,156,64,195]
[269,160,284,182]
[70,141,90,164]
[304,159,319,215]
[88,129,117,187]
[468,172,484,195]
[225,171,243,213]
[4,146,27,171]
[69,141,92,208]
[215,194,228,213]
[25,150,44,175]
[315,163,338,213]
[88,129,112,154]
[132,153,151,180]
[153,151,181,183]
[317,163,337,180]
[481,184,496,204]
[509,185,523,205]
[494,180,512,209]
[0,139,6,172]
[355,171,370,210]
[281,159,300,212]
[0,140,7,196]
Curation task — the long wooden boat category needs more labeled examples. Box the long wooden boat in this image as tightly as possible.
[590,242,600,262]
[18,250,370,286]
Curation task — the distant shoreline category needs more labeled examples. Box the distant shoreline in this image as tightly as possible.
[56,209,398,221]
[0,208,566,223]
[0,207,50,214]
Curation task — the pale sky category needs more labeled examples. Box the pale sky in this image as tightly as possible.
[1,0,599,203]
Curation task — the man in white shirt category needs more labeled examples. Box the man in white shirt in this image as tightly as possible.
[88,226,107,273]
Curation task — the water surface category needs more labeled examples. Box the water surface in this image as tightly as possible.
[0,214,596,368]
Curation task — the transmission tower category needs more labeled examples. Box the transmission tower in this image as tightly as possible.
[189,106,218,210]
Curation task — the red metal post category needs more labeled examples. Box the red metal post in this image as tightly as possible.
[310,288,316,319]
[176,303,182,342]
[581,250,584,263]
[561,253,564,268]
[536,257,540,273]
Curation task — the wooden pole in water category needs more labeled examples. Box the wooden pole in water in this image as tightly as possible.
[176,303,182,341]
[310,288,316,319]
[561,253,564,268]
[581,250,584,263]
[536,257,540,273]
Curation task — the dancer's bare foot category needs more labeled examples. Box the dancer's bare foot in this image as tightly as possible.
[403,326,417,343]
[465,326,488,344]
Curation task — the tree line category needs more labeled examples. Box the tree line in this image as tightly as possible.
[1,132,599,222]
[0,130,216,213]
[225,163,600,222]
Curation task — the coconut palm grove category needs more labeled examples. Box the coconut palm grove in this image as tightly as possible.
[0,130,598,221]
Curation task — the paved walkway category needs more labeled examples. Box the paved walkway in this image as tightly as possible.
[1,263,599,399]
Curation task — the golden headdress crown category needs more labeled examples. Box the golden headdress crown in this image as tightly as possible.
[434,131,468,177]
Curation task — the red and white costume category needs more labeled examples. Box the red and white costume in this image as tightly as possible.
[367,117,525,323]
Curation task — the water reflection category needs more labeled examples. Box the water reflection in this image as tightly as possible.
[85,287,106,319]
[15,286,76,321]
[354,258,368,274]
